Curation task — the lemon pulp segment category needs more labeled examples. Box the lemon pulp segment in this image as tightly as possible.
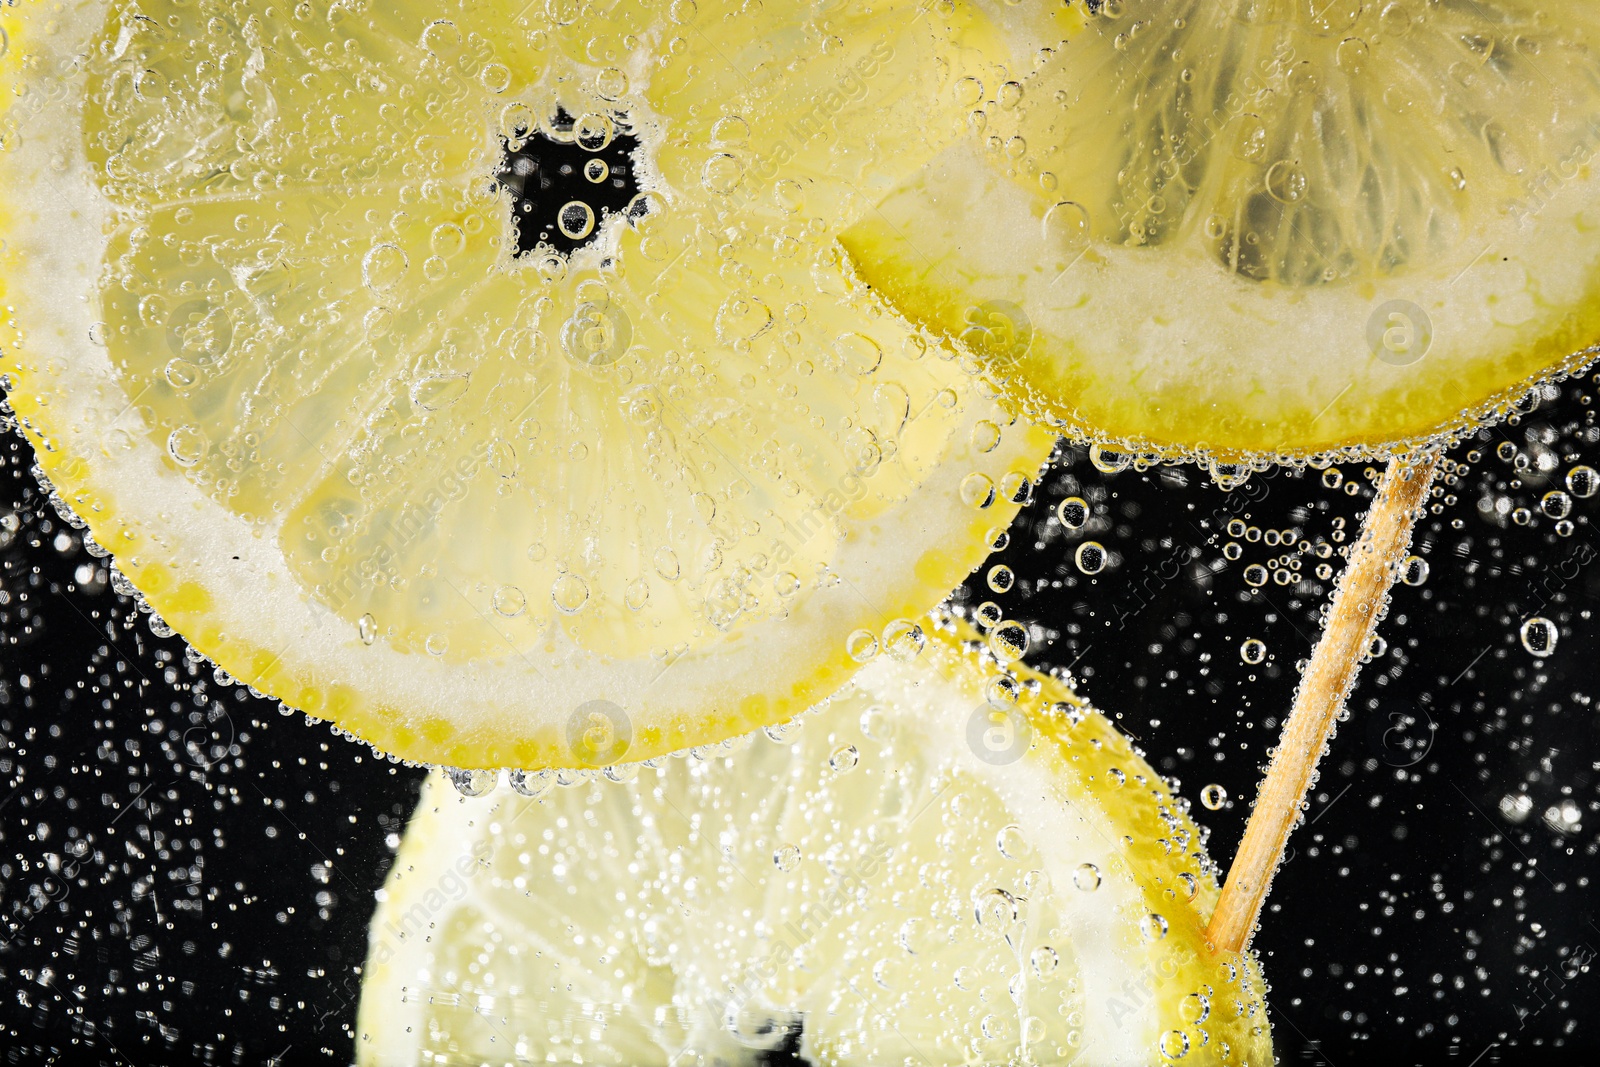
[841,0,1600,460]
[357,622,1273,1066]
[0,2,1056,766]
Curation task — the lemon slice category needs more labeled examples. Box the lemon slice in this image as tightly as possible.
[0,4,1056,766]
[357,622,1272,1066]
[841,2,1600,459]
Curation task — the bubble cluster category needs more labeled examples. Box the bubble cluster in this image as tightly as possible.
[1,0,1058,767]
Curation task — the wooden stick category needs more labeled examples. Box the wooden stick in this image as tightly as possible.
[1205,452,1441,954]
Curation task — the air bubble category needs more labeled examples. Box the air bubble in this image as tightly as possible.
[833,332,883,375]
[883,619,927,662]
[1057,496,1089,529]
[447,768,497,797]
[492,585,527,617]
[574,113,614,151]
[1265,158,1308,202]
[596,67,629,99]
[655,547,681,581]
[846,629,879,662]
[996,823,1027,860]
[1073,862,1101,891]
[702,153,744,194]
[508,769,555,799]
[419,19,461,53]
[1520,617,1558,657]
[164,358,199,388]
[988,621,1029,661]
[974,887,1019,932]
[986,676,1020,708]
[411,374,470,411]
[362,243,408,291]
[1201,783,1227,810]
[479,63,512,94]
[971,420,1002,453]
[1566,465,1598,498]
[1074,541,1107,575]
[1088,444,1130,473]
[960,473,997,509]
[552,573,590,614]
[1042,201,1090,261]
[557,201,596,241]
[166,425,206,467]
[1541,490,1573,519]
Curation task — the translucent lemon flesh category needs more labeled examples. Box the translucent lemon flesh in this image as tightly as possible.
[357,623,1273,1066]
[842,1,1600,460]
[0,3,1056,767]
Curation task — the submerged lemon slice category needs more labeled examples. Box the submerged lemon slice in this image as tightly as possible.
[0,4,1054,766]
[357,622,1273,1066]
[842,1,1600,460]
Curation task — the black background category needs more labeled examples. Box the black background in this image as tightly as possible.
[2,375,1599,1066]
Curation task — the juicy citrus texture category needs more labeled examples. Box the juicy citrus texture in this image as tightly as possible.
[841,0,1600,461]
[0,2,1056,767]
[357,621,1273,1066]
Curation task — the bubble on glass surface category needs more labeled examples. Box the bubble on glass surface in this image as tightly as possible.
[828,744,859,773]
[1075,541,1107,575]
[448,767,498,796]
[846,628,879,662]
[987,564,1015,593]
[883,618,927,662]
[1057,495,1090,529]
[1566,464,1598,498]
[509,768,556,799]
[1519,616,1558,657]
[1074,863,1101,892]
[996,823,1028,860]
[988,621,1030,661]
[1088,444,1130,473]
